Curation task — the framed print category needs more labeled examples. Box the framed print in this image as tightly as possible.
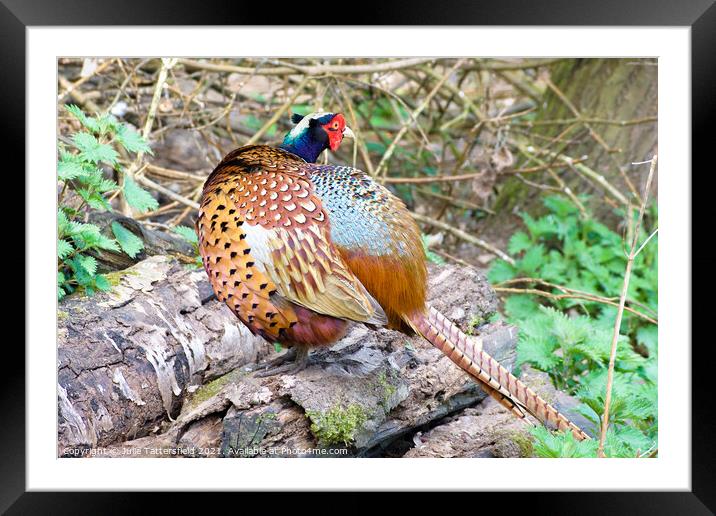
[7,0,715,511]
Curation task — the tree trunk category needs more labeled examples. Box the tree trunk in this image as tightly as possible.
[496,58,658,216]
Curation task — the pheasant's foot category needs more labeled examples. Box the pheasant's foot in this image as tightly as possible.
[254,347,309,377]
[258,347,297,370]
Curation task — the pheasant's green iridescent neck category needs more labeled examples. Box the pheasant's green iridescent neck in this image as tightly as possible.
[279,112,336,163]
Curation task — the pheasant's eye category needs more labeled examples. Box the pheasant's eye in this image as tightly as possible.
[331,121,340,130]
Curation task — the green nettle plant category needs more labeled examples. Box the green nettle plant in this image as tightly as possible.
[488,195,658,457]
[57,105,157,299]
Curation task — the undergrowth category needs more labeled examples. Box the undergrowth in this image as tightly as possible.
[488,195,658,458]
[57,105,156,299]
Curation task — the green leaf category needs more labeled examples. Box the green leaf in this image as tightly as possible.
[636,326,658,356]
[66,104,99,133]
[517,335,559,370]
[66,256,92,286]
[57,209,71,237]
[94,113,120,136]
[111,222,145,258]
[507,231,532,255]
[94,274,112,292]
[99,234,121,252]
[530,426,598,458]
[518,244,546,275]
[123,175,159,213]
[544,195,580,218]
[58,239,74,259]
[504,294,539,319]
[487,259,516,283]
[77,189,112,211]
[522,212,557,240]
[79,255,97,276]
[116,124,153,154]
[173,225,199,245]
[57,159,86,181]
[57,271,67,300]
[72,132,119,165]
[95,177,119,193]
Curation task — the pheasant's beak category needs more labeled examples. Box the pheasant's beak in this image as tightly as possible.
[342,125,355,139]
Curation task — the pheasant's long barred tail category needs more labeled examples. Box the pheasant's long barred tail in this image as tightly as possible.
[410,306,591,441]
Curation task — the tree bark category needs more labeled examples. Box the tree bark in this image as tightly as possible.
[58,256,271,455]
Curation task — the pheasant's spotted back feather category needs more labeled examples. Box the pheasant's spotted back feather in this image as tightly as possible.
[197,184,298,340]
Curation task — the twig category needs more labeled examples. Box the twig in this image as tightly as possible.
[122,58,177,215]
[135,175,200,211]
[243,76,310,146]
[420,65,486,122]
[634,228,658,258]
[58,59,114,102]
[431,249,478,268]
[375,60,465,178]
[415,186,494,214]
[379,160,584,184]
[464,58,567,71]
[57,75,101,113]
[513,116,657,127]
[411,212,514,265]
[145,163,208,182]
[515,142,587,216]
[134,200,180,220]
[494,283,657,325]
[497,277,657,318]
[598,154,657,458]
[524,145,632,207]
[545,77,643,203]
[178,57,436,76]
[335,80,375,175]
[545,78,616,155]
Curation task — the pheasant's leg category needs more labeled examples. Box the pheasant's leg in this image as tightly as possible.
[254,346,310,377]
[258,347,298,370]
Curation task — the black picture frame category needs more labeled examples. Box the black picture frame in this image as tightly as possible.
[6,0,713,511]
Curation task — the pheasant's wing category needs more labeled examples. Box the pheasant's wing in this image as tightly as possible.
[198,151,386,341]
[259,220,387,325]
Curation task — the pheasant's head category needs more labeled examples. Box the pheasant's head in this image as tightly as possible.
[280,111,355,163]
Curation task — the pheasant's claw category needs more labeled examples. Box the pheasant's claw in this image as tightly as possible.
[254,347,309,377]
[258,347,297,370]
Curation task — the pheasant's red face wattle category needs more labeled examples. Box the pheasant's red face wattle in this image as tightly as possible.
[322,114,347,151]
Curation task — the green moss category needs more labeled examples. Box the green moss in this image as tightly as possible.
[57,310,69,321]
[187,370,243,408]
[466,315,485,336]
[376,371,397,407]
[510,430,535,458]
[105,269,140,287]
[305,403,368,446]
[255,411,277,425]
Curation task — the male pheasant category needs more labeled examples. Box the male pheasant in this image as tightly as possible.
[197,111,590,441]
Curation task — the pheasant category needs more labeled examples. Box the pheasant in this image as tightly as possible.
[196,111,590,441]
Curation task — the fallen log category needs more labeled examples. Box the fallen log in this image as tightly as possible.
[57,255,270,455]
[58,255,584,458]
